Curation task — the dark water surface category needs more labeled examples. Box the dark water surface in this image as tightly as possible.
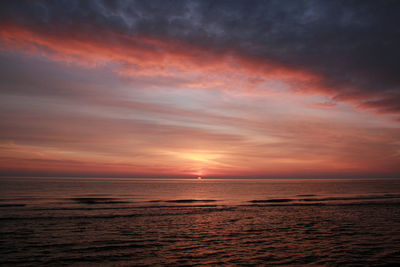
[1,178,400,266]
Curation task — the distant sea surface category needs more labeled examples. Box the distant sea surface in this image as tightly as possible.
[1,177,400,266]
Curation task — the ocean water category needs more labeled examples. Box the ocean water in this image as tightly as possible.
[1,177,400,266]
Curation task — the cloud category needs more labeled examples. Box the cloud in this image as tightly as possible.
[310,101,338,109]
[1,91,399,177]
[357,95,400,114]
[0,0,399,178]
[1,0,400,116]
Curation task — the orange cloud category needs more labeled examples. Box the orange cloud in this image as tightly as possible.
[5,22,398,119]
[1,22,399,178]
[0,23,321,91]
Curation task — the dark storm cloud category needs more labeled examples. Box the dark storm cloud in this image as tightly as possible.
[1,0,400,114]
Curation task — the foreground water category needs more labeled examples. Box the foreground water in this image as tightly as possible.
[1,178,400,266]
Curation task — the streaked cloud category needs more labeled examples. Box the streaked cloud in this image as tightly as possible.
[0,0,399,177]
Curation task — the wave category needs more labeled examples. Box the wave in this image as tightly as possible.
[29,204,219,211]
[2,200,400,222]
[300,194,400,202]
[250,194,400,204]
[0,197,54,201]
[0,206,235,221]
[71,198,130,204]
[250,199,292,203]
[69,198,217,205]
[167,199,217,203]
[149,199,217,203]
[244,201,400,207]
[0,204,26,207]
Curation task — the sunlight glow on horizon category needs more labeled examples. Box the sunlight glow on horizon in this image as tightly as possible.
[0,1,399,178]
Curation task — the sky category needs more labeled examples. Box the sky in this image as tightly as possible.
[0,0,399,178]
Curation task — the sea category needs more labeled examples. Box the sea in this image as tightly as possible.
[1,177,400,266]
